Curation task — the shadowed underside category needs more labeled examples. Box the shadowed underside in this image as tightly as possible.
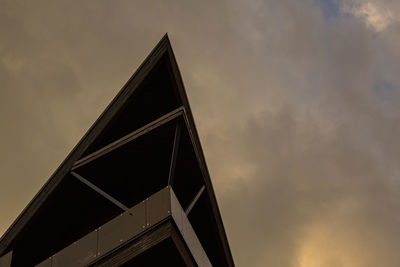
[0,34,234,267]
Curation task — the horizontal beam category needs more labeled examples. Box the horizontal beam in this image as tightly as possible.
[72,106,184,170]
[71,171,128,211]
[185,185,205,215]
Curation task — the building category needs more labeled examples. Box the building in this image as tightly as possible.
[0,34,234,267]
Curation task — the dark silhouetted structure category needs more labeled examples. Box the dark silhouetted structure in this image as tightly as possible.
[0,35,234,266]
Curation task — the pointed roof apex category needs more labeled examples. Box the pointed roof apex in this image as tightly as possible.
[0,34,234,266]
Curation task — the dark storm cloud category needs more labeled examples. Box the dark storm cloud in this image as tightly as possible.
[1,0,399,266]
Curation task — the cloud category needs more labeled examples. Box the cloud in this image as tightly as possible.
[1,0,400,266]
[340,0,400,31]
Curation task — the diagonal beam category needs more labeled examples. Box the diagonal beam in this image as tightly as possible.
[71,171,128,211]
[168,121,182,186]
[72,106,184,170]
[185,185,205,215]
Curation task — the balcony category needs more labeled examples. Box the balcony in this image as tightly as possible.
[33,187,210,266]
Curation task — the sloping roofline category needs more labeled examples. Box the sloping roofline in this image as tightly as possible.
[0,34,234,266]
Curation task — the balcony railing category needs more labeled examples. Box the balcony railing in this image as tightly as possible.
[32,186,210,267]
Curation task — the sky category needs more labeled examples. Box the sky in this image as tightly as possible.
[1,0,400,266]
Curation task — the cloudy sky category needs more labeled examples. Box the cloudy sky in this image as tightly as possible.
[1,0,400,266]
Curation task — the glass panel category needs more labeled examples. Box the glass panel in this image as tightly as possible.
[35,257,52,267]
[98,201,146,256]
[0,251,13,267]
[52,230,98,267]
[147,187,171,227]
